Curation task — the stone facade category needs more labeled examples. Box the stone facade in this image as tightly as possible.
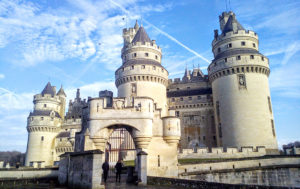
[167,70,215,149]
[26,12,279,174]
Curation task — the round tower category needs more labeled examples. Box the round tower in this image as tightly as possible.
[25,82,64,166]
[208,12,278,151]
[115,22,169,115]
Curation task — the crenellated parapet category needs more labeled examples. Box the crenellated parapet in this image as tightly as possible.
[178,146,267,159]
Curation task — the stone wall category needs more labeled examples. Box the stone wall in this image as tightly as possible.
[179,146,266,159]
[148,176,287,189]
[58,150,103,189]
[178,155,300,174]
[0,167,58,179]
[181,165,300,188]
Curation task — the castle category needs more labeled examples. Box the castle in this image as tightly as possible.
[25,11,278,171]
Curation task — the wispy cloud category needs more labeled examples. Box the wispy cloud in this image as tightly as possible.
[0,74,5,79]
[108,0,210,64]
[0,0,171,69]
[270,62,300,98]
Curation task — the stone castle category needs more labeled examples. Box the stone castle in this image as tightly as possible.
[25,11,278,173]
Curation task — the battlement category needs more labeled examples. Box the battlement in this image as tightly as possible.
[34,94,61,102]
[89,96,155,111]
[283,146,300,155]
[27,115,61,128]
[213,30,258,46]
[178,146,266,159]
[168,76,208,84]
[122,41,161,54]
[64,118,81,124]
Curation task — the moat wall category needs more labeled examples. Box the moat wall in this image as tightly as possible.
[0,167,58,179]
[148,176,296,189]
[178,156,300,187]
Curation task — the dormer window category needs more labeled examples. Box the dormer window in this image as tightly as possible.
[228,43,232,48]
[224,58,227,62]
[145,53,149,57]
[250,55,254,59]
[133,53,137,57]
[131,66,134,70]
[241,41,246,46]
[141,65,145,69]
[218,48,221,52]
[236,55,241,60]
[155,55,158,60]
[253,43,256,48]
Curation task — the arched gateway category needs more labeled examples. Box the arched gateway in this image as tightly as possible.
[74,96,181,178]
[59,21,181,187]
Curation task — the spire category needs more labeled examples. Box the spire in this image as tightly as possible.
[132,26,151,43]
[41,82,55,96]
[76,89,80,100]
[221,12,245,34]
[134,20,139,30]
[57,85,66,97]
[183,67,191,81]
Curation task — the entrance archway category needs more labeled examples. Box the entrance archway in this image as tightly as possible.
[105,126,136,177]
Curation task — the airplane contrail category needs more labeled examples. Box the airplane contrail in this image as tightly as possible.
[108,0,210,64]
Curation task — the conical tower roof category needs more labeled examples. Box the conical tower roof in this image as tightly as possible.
[57,85,66,97]
[41,82,55,96]
[134,20,139,30]
[222,14,245,34]
[132,26,151,43]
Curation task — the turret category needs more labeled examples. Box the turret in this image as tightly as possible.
[25,82,64,166]
[208,12,278,152]
[57,85,66,119]
[115,22,169,115]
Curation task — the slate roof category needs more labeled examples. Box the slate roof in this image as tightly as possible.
[132,26,151,43]
[29,110,61,118]
[222,15,245,34]
[57,86,66,97]
[56,131,70,138]
[41,82,55,96]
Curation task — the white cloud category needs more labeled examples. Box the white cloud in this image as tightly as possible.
[0,88,33,111]
[270,62,300,98]
[0,74,5,79]
[0,0,173,69]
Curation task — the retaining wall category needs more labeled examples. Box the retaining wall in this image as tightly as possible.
[179,146,267,159]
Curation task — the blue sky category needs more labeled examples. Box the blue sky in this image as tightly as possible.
[0,0,299,152]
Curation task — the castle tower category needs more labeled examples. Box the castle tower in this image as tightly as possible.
[115,22,169,114]
[208,12,278,152]
[57,85,66,119]
[25,82,64,166]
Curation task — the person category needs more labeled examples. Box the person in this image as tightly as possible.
[115,160,123,182]
[102,160,109,183]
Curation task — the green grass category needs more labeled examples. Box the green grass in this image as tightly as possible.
[123,160,135,166]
